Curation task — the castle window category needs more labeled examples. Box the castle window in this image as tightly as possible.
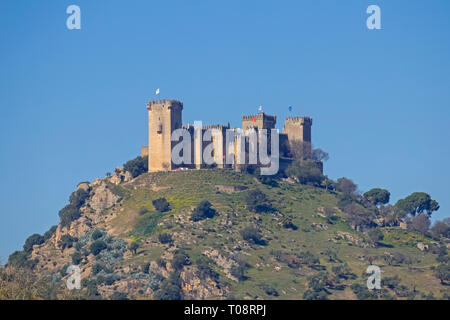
[157,123,162,133]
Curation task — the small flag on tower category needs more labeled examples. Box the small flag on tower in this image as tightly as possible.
[155,88,160,95]
[258,105,263,112]
[288,106,293,112]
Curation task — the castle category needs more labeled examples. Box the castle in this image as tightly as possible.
[141,99,314,174]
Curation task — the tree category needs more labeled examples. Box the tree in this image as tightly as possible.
[191,200,217,221]
[363,188,390,206]
[244,190,273,213]
[90,240,107,256]
[285,160,324,186]
[123,156,148,178]
[430,221,450,239]
[343,203,374,231]
[395,192,439,217]
[311,148,329,162]
[23,234,45,253]
[152,198,170,212]
[336,178,358,195]
[129,242,139,255]
[407,213,431,234]
[434,263,450,285]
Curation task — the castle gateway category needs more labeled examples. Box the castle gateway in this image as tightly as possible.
[141,99,314,174]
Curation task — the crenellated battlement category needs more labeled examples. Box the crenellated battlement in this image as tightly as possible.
[146,99,183,111]
[242,112,277,122]
[285,116,312,125]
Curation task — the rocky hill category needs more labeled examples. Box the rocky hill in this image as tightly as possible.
[2,167,450,300]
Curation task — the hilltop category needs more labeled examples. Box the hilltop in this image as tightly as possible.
[2,165,449,300]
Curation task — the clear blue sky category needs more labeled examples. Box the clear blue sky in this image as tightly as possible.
[1,0,449,262]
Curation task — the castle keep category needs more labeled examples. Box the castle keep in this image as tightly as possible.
[141,99,313,173]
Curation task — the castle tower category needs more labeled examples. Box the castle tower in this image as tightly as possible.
[282,117,312,158]
[241,112,276,131]
[146,99,183,172]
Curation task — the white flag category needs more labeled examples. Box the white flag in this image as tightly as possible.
[155,88,160,95]
[258,105,263,112]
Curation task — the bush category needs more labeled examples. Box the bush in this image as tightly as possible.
[90,240,107,256]
[23,234,45,253]
[141,262,150,274]
[172,252,190,271]
[58,204,81,228]
[59,235,77,250]
[157,258,166,269]
[43,226,58,241]
[152,198,170,212]
[196,255,218,280]
[123,156,148,178]
[245,190,273,213]
[91,229,104,241]
[72,251,83,265]
[191,201,217,222]
[241,226,263,244]
[7,250,37,269]
[431,221,450,239]
[69,189,90,208]
[407,213,431,234]
[129,242,139,255]
[158,233,173,244]
[285,160,324,186]
[154,273,183,300]
[92,263,103,275]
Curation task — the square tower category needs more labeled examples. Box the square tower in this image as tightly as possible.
[242,112,276,131]
[282,116,313,158]
[146,99,183,172]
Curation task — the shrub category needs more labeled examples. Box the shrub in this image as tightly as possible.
[156,258,166,269]
[172,252,190,271]
[7,250,37,269]
[141,262,150,274]
[91,229,104,241]
[241,226,263,244]
[336,177,358,195]
[196,255,218,280]
[69,189,90,208]
[158,233,173,244]
[59,235,77,250]
[430,221,450,239]
[285,160,325,186]
[407,213,431,234]
[245,190,273,213]
[92,263,103,275]
[123,156,148,178]
[23,234,45,253]
[154,282,182,300]
[72,251,83,265]
[191,201,217,221]
[90,240,107,256]
[129,242,139,255]
[43,225,58,241]
[152,198,170,212]
[58,204,81,228]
